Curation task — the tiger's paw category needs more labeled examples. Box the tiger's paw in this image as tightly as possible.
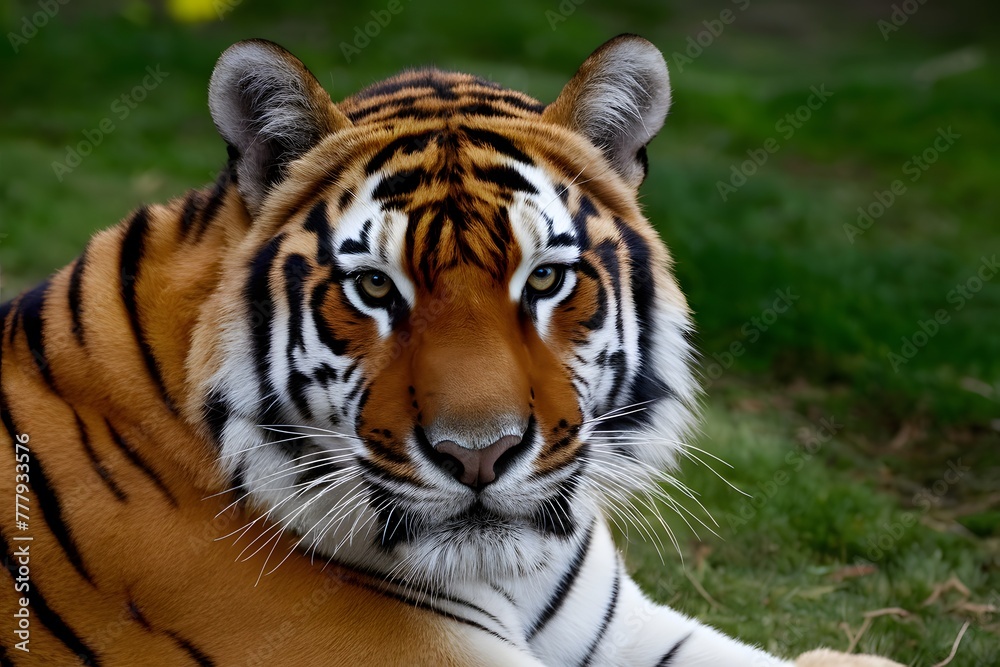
[794,649,906,667]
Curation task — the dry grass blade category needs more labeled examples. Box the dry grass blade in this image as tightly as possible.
[842,608,910,653]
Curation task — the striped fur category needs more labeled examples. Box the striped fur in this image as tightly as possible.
[0,35,900,666]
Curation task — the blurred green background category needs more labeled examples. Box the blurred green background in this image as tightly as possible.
[1,0,997,663]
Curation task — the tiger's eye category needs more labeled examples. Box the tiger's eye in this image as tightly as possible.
[358,271,393,300]
[526,265,562,295]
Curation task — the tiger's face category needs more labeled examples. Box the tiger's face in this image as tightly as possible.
[187,36,698,580]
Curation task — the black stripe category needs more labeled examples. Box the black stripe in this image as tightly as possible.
[284,253,313,421]
[347,559,513,637]
[345,93,420,122]
[533,472,579,538]
[357,71,459,101]
[350,576,513,646]
[526,521,593,640]
[655,633,691,666]
[6,297,19,345]
[229,462,247,500]
[165,631,216,666]
[0,529,100,665]
[303,201,334,266]
[119,207,175,412]
[457,103,516,118]
[610,219,675,429]
[127,600,152,629]
[542,211,576,248]
[17,280,56,391]
[365,132,435,175]
[0,640,13,667]
[75,414,127,502]
[27,451,95,584]
[472,164,538,194]
[202,389,230,448]
[578,565,620,667]
[579,261,607,331]
[372,169,425,201]
[106,422,178,507]
[462,127,534,165]
[338,219,373,255]
[461,92,545,115]
[194,170,230,241]
[246,234,285,409]
[311,282,350,356]
[68,244,89,346]
[0,300,11,345]
[283,254,310,353]
[571,196,595,249]
[286,162,350,221]
[178,191,201,238]
[594,240,623,337]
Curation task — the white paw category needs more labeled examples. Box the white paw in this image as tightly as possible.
[794,648,906,667]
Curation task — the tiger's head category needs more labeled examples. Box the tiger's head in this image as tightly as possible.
[186,35,698,581]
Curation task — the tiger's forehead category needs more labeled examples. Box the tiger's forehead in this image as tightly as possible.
[322,122,584,293]
[338,69,547,125]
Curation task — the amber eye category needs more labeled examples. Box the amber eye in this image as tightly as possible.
[357,271,394,301]
[526,265,564,297]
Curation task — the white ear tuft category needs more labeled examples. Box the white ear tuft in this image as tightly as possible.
[208,39,350,215]
[544,35,671,188]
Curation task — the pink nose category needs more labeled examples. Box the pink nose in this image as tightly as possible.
[434,435,523,489]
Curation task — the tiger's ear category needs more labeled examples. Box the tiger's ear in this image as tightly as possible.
[543,34,671,189]
[208,39,352,215]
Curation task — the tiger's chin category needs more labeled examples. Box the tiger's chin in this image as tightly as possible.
[394,509,557,581]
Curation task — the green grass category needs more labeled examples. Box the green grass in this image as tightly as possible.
[2,1,998,664]
[623,389,999,664]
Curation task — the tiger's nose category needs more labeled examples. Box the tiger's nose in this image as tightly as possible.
[433,434,524,490]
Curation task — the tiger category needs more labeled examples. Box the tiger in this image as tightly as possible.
[0,35,904,666]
